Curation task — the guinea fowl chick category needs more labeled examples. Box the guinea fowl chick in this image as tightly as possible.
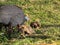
[17,24,35,36]
[30,21,41,29]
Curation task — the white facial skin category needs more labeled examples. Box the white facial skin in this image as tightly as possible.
[25,16,30,21]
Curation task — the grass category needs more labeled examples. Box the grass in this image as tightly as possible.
[0,0,60,45]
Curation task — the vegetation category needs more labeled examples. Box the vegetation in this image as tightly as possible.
[0,0,60,45]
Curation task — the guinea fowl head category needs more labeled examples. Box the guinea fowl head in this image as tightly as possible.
[25,16,30,21]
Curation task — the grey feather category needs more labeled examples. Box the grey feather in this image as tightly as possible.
[0,5,26,26]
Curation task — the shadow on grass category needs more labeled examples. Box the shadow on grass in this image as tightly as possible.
[41,24,60,28]
[25,34,51,40]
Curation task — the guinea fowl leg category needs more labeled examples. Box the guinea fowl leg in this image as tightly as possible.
[5,23,13,39]
[0,26,2,31]
[0,23,4,31]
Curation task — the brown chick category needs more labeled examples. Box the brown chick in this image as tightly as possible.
[17,24,35,36]
[30,21,41,29]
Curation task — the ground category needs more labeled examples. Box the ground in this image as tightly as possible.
[0,0,60,45]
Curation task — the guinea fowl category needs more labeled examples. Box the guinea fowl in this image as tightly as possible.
[0,5,29,37]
